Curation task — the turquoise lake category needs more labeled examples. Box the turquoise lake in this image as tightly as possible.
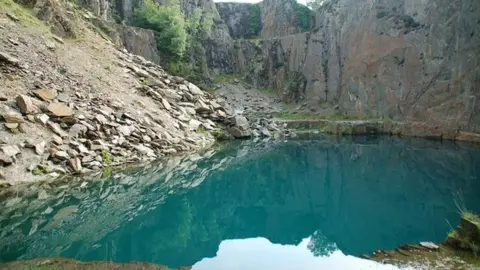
[1,136,480,269]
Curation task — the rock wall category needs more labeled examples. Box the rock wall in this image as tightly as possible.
[113,25,161,63]
[216,3,256,38]
[234,0,480,132]
[258,0,301,38]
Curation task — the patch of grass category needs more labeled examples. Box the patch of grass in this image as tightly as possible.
[0,0,47,29]
[101,166,113,179]
[257,87,276,96]
[282,103,296,111]
[101,149,113,166]
[212,74,242,84]
[212,128,222,138]
[319,124,329,133]
[32,165,51,176]
[273,112,362,121]
[463,212,480,229]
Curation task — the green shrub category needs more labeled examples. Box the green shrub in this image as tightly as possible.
[102,149,113,166]
[247,5,261,38]
[132,0,187,59]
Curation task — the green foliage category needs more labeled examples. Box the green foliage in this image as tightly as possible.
[102,149,113,166]
[132,0,187,59]
[101,166,113,179]
[213,74,242,84]
[293,2,312,32]
[247,4,261,38]
[32,165,51,176]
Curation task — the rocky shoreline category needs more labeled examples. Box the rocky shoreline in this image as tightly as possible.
[0,6,279,185]
[366,213,480,269]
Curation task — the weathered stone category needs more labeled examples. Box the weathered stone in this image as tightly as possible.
[195,100,212,113]
[16,95,35,114]
[260,127,271,137]
[0,154,13,166]
[18,123,27,133]
[6,12,19,22]
[162,98,171,110]
[52,150,69,160]
[89,139,106,151]
[52,135,63,145]
[68,124,87,138]
[77,144,89,153]
[4,123,19,130]
[189,119,202,131]
[419,242,439,250]
[82,155,94,163]
[68,157,82,173]
[24,139,36,148]
[47,103,74,117]
[0,51,19,65]
[133,144,155,157]
[3,112,24,123]
[35,114,49,125]
[188,83,204,96]
[56,93,70,103]
[52,35,64,44]
[35,141,46,155]
[1,145,20,157]
[47,121,67,137]
[117,125,133,136]
[34,89,57,101]
[95,114,107,124]
[217,110,227,118]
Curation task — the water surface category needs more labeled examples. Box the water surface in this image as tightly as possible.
[1,136,479,269]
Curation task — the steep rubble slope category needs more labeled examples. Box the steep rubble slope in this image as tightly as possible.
[0,0,246,183]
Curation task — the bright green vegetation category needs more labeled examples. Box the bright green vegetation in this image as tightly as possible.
[463,212,480,229]
[257,87,276,96]
[132,0,187,59]
[32,165,51,176]
[0,0,49,31]
[247,4,261,38]
[101,149,113,166]
[293,1,313,32]
[273,112,361,121]
[131,0,215,87]
[212,74,242,84]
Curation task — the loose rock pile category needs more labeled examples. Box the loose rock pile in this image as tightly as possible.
[0,41,247,181]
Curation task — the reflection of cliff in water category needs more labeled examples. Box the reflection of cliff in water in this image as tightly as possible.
[1,137,480,268]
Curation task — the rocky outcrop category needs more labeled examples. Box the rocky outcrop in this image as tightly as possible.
[258,0,302,38]
[232,0,480,133]
[0,4,252,183]
[113,25,161,64]
[216,0,310,39]
[216,3,257,38]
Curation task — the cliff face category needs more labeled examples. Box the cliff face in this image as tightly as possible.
[258,0,302,38]
[216,3,255,38]
[71,0,480,132]
[232,0,480,132]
